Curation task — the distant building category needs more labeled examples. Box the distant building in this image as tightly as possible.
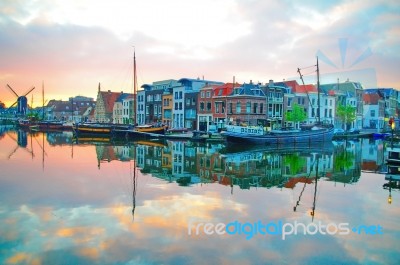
[47,99,95,122]
[212,83,237,129]
[139,79,180,125]
[225,81,266,127]
[122,94,134,124]
[162,91,173,128]
[173,78,223,130]
[320,81,364,129]
[363,93,382,129]
[197,85,218,132]
[113,93,133,124]
[94,83,123,123]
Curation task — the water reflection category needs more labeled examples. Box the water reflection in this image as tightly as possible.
[0,130,399,265]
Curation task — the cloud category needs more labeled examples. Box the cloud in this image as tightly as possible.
[0,0,399,107]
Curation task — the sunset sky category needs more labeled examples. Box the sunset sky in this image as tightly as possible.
[1,0,399,107]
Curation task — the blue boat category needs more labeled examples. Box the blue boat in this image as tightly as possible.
[222,57,334,145]
[221,124,334,145]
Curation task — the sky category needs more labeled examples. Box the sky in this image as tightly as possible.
[0,0,399,107]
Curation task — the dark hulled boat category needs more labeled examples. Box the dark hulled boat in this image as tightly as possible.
[221,123,334,145]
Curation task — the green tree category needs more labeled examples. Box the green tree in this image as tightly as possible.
[336,103,356,130]
[284,153,306,176]
[285,103,307,123]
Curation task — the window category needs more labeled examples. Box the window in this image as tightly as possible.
[174,92,178,99]
[253,103,258,114]
[179,91,183,99]
[246,102,251,113]
[215,103,220,113]
[186,98,191,106]
[371,110,375,117]
[175,102,178,110]
[201,92,205,98]
[260,103,264,114]
[206,91,211,98]
[179,102,182,110]
[206,102,211,111]
[236,102,241,113]
[200,102,205,111]
[228,102,233,114]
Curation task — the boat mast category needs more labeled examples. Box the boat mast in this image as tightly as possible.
[42,81,44,120]
[133,48,137,125]
[316,56,321,124]
[311,155,320,221]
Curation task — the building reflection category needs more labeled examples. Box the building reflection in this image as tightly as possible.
[90,139,366,190]
[8,130,392,190]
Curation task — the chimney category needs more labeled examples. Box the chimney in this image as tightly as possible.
[269,79,274,86]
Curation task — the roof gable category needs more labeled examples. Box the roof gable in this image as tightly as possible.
[100,91,123,113]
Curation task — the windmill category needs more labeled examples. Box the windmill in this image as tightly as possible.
[6,84,35,115]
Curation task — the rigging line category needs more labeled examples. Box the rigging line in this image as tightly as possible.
[298,64,316,70]
[293,158,317,211]
[297,66,317,121]
[301,70,317,76]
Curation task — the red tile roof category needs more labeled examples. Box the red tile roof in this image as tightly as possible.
[283,81,317,93]
[363,93,380,105]
[213,83,241,97]
[100,91,122,113]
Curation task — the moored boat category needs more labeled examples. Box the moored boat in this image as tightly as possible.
[73,123,130,136]
[222,57,334,146]
[221,124,334,145]
[386,145,400,165]
[38,120,64,130]
[113,124,167,139]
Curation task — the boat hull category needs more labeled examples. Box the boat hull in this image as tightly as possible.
[222,126,334,145]
[74,123,130,136]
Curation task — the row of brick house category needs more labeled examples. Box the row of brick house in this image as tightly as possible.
[96,78,399,131]
[44,78,399,131]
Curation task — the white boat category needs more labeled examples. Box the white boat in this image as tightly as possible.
[386,145,400,165]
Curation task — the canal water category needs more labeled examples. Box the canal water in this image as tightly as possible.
[0,129,399,265]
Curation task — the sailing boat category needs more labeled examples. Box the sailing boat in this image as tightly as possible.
[221,57,334,145]
[114,49,167,139]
